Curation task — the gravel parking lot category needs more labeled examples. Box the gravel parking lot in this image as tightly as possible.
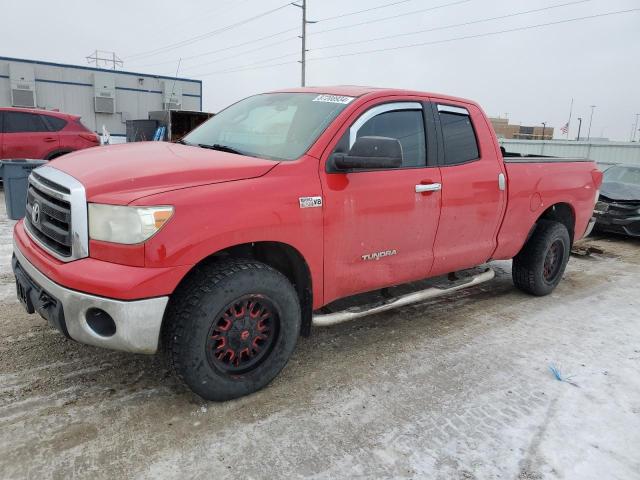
[1,190,639,480]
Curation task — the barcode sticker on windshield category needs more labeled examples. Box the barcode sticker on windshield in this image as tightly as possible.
[313,94,355,104]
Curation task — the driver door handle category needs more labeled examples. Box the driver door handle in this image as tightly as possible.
[415,183,442,193]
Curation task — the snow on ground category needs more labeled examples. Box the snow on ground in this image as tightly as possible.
[0,189,639,479]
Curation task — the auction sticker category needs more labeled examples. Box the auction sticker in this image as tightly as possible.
[313,94,355,104]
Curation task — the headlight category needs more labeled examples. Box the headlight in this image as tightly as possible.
[88,204,174,244]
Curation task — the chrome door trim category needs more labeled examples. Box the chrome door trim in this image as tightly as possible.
[436,104,470,115]
[349,102,423,149]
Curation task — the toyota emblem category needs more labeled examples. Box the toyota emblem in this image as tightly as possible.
[32,202,41,225]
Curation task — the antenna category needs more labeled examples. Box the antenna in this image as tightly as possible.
[170,58,182,102]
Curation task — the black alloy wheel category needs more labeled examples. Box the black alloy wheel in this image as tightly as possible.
[206,295,280,375]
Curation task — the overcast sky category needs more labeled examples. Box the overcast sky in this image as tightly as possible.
[2,0,639,140]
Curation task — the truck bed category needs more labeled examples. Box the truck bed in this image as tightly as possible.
[493,157,599,260]
[504,156,592,164]
[502,150,592,163]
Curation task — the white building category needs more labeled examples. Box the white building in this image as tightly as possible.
[0,55,202,140]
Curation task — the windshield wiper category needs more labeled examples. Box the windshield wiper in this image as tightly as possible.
[197,143,243,155]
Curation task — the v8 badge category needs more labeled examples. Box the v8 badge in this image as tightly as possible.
[299,196,323,209]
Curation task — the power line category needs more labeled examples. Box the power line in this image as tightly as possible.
[189,51,301,77]
[124,3,294,61]
[308,0,473,37]
[128,0,421,69]
[310,8,640,61]
[310,0,591,53]
[122,0,251,61]
[172,0,249,28]
[129,28,300,68]
[144,0,469,73]
[315,0,414,22]
[196,8,639,76]
[189,0,576,76]
[175,36,299,72]
[199,59,299,76]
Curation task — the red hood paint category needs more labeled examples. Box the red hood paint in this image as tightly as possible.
[48,142,279,204]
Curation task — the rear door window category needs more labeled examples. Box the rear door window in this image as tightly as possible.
[437,105,480,165]
[4,111,49,133]
[41,115,67,132]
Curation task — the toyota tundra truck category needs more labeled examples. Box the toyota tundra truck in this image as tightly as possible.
[12,87,602,400]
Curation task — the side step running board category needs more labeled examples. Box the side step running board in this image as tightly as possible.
[312,268,495,327]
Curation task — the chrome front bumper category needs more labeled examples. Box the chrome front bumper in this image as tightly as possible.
[13,243,168,354]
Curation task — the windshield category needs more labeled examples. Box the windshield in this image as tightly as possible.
[182,92,354,161]
[603,166,640,185]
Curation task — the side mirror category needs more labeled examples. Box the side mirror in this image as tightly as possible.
[330,136,403,171]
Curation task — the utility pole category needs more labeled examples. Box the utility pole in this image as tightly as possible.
[587,105,596,141]
[292,0,316,87]
[576,117,582,141]
[632,113,640,142]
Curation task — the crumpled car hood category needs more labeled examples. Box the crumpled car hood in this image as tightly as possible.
[600,181,640,202]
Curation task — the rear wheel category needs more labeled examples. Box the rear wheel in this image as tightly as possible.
[512,220,571,296]
[164,259,301,401]
[47,150,72,160]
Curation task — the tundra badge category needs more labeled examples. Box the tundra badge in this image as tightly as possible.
[299,196,323,209]
[362,250,398,261]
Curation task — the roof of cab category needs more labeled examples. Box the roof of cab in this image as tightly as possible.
[0,106,79,119]
[271,85,478,106]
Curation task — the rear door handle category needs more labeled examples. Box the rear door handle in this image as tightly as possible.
[415,183,442,193]
[43,137,56,143]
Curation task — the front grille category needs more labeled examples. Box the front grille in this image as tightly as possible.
[23,166,88,262]
[25,178,73,257]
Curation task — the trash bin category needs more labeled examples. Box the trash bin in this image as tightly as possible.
[1,159,47,220]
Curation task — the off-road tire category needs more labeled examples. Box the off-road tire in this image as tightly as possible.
[512,220,571,296]
[163,258,301,401]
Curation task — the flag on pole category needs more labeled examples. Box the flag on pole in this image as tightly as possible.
[560,122,569,135]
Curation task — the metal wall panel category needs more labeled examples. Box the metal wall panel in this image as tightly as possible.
[0,56,202,138]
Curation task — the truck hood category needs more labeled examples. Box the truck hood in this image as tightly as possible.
[48,142,279,204]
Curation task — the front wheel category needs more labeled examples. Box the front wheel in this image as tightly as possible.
[164,259,301,401]
[512,220,571,296]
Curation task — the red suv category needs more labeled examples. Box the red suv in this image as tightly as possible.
[0,107,100,160]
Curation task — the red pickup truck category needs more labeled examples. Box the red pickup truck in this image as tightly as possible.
[12,87,602,400]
